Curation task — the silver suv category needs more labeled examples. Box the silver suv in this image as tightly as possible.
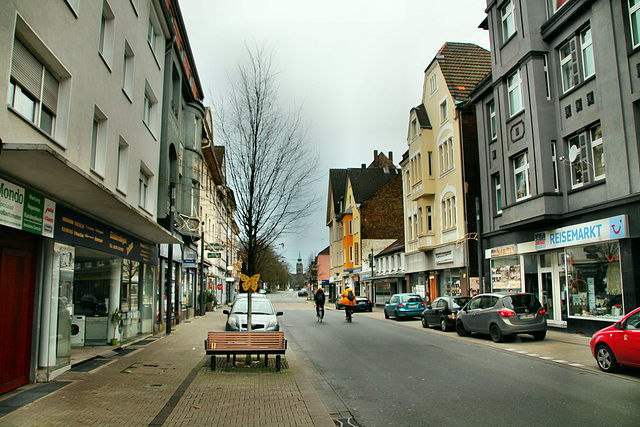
[455,292,547,342]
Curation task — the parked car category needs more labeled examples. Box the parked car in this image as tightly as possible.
[421,296,472,331]
[384,293,426,320]
[298,288,308,297]
[455,292,547,342]
[223,297,283,332]
[335,296,373,312]
[590,307,640,372]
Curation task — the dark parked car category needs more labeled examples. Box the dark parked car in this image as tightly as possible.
[298,288,308,297]
[335,296,373,312]
[421,296,472,331]
[223,297,283,332]
[384,293,425,320]
[455,292,547,342]
[590,307,640,372]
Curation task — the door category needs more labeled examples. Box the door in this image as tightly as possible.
[0,247,37,394]
[618,311,640,365]
[538,252,567,326]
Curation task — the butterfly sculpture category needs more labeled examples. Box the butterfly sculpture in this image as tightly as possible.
[240,273,260,292]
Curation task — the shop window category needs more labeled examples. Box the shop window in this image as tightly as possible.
[491,256,522,291]
[437,269,461,297]
[566,242,623,319]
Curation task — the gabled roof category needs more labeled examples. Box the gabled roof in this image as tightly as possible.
[328,169,348,215]
[348,168,398,204]
[427,42,491,102]
[411,103,432,129]
[376,237,405,257]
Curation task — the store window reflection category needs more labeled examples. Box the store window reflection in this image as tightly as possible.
[566,242,623,319]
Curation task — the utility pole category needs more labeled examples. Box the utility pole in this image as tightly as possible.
[476,197,485,293]
[199,226,205,316]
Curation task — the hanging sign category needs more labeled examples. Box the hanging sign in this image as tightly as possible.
[240,273,260,291]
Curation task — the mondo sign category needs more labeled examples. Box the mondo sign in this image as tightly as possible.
[0,178,55,238]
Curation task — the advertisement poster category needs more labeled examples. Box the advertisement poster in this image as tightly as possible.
[0,178,55,238]
[491,265,521,290]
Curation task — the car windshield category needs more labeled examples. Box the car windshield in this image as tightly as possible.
[503,294,541,314]
[451,297,471,308]
[231,300,275,315]
[402,295,422,303]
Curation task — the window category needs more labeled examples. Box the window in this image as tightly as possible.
[488,101,497,140]
[429,74,438,95]
[143,82,158,135]
[349,220,353,235]
[501,0,516,42]
[552,0,569,13]
[559,26,595,94]
[117,137,129,193]
[551,142,559,192]
[426,205,432,233]
[514,151,530,201]
[543,54,551,100]
[493,173,503,214]
[147,6,162,62]
[591,124,605,180]
[408,216,414,240]
[349,246,353,263]
[442,194,456,230]
[439,137,454,174]
[139,170,149,210]
[440,99,448,123]
[9,38,59,137]
[91,106,108,177]
[99,0,115,67]
[581,27,595,79]
[122,40,134,99]
[507,69,523,116]
[418,207,423,234]
[411,118,418,139]
[428,151,433,177]
[630,0,640,48]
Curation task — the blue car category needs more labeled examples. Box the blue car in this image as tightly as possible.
[384,293,425,320]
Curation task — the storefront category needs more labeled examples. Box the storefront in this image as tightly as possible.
[487,215,629,332]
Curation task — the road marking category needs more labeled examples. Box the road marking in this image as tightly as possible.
[568,363,585,367]
[552,359,569,363]
[526,354,540,357]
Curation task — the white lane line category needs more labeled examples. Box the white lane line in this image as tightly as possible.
[553,359,569,363]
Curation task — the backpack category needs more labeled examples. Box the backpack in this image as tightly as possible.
[316,291,325,303]
[347,290,355,301]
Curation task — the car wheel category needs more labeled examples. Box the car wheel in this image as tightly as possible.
[384,310,389,319]
[456,320,469,337]
[490,324,504,343]
[440,318,448,332]
[421,317,428,328]
[532,330,546,340]
[394,310,400,321]
[596,344,619,373]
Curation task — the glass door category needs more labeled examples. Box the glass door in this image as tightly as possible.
[538,251,567,326]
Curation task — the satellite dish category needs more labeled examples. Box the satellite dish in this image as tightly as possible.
[568,145,579,163]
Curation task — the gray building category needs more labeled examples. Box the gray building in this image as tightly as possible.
[471,0,640,334]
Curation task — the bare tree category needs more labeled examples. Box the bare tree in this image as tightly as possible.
[215,44,319,279]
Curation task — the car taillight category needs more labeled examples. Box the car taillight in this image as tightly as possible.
[399,303,404,307]
[498,309,515,318]
[538,308,546,316]
[421,302,425,307]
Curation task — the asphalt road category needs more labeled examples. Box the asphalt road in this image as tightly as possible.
[270,291,640,427]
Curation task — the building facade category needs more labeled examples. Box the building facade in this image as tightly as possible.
[0,0,179,393]
[402,43,490,303]
[472,0,640,334]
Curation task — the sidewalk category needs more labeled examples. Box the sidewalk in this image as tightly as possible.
[0,310,335,427]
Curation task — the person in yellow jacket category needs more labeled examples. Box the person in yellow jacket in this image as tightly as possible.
[339,286,357,321]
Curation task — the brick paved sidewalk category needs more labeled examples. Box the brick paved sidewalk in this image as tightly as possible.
[0,311,334,427]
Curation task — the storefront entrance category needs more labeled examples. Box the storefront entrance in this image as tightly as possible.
[538,251,567,327]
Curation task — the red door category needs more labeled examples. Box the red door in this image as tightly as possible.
[0,246,36,394]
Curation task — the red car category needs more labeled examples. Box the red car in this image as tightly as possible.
[590,307,640,372]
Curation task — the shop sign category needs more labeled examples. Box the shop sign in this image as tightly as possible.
[207,252,221,258]
[54,205,158,264]
[0,177,55,238]
[534,215,628,251]
[490,245,517,257]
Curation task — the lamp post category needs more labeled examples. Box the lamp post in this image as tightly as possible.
[166,183,175,336]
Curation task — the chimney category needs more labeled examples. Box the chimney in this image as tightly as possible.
[388,151,393,163]
[374,150,378,160]
[361,164,366,169]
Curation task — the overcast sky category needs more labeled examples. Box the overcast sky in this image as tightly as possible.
[180,0,490,271]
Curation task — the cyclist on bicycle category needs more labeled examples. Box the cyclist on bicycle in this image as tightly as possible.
[339,286,356,321]
[314,287,326,320]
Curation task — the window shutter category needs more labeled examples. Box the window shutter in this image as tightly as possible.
[11,39,43,99]
[42,69,58,113]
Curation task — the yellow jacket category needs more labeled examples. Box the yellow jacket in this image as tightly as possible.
[339,288,356,307]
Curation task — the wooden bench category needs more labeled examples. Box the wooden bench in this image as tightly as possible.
[204,332,287,371]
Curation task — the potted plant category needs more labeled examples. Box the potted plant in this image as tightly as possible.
[110,308,122,345]
[204,290,217,312]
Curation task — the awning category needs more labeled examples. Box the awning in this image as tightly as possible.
[0,144,181,244]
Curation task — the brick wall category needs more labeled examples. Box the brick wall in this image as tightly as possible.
[360,174,404,240]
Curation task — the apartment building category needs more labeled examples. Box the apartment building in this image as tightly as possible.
[402,43,491,303]
[471,0,640,334]
[0,0,179,392]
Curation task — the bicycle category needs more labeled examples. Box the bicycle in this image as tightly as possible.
[316,305,324,323]
[345,306,353,323]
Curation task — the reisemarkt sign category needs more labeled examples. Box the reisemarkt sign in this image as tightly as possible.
[534,215,628,251]
[0,178,55,238]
